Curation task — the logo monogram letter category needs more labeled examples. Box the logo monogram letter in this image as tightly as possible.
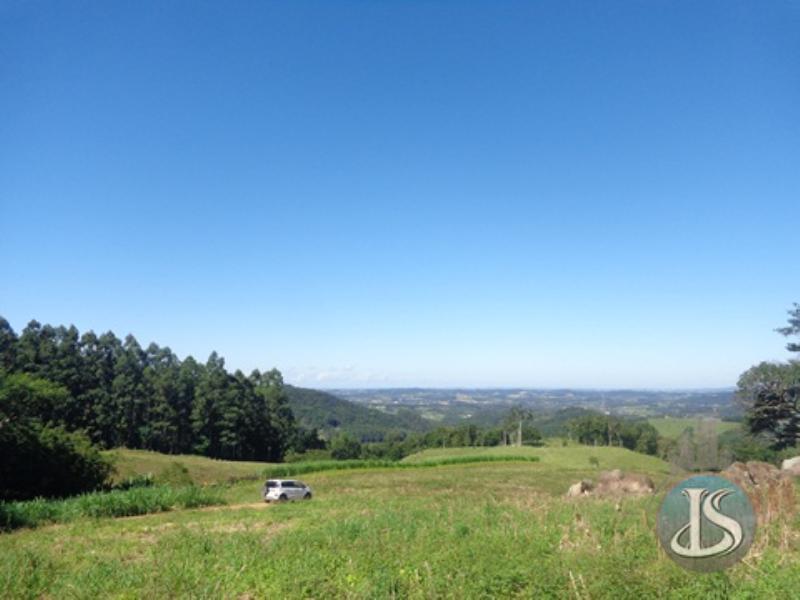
[669,487,744,558]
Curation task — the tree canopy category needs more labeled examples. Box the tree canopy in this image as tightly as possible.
[738,303,800,451]
[776,302,800,353]
[0,316,298,462]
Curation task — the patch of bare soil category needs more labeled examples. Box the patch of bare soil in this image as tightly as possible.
[194,501,272,513]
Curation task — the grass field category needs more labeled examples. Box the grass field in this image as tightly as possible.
[647,417,741,439]
[106,449,275,484]
[2,447,798,598]
[402,444,674,475]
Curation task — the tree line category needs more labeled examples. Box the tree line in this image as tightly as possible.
[320,421,545,462]
[565,414,659,455]
[0,317,303,463]
[737,303,800,454]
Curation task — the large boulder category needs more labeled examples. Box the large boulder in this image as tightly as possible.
[781,456,800,476]
[721,461,796,525]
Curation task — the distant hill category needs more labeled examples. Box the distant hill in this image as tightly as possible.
[285,386,432,442]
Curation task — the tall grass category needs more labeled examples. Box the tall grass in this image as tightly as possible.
[0,485,225,532]
[264,454,540,478]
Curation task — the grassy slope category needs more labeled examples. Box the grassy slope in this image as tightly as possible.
[402,444,673,474]
[107,449,275,484]
[3,447,798,598]
[647,416,741,439]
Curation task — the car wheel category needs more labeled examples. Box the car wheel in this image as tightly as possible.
[279,494,288,502]
[304,492,312,500]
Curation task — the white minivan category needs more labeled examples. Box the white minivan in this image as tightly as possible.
[262,479,312,502]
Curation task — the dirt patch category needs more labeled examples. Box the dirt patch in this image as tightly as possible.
[566,470,654,498]
[115,501,272,523]
[194,502,272,513]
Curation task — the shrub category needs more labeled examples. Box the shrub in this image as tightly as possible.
[154,462,194,487]
[330,434,363,460]
[0,484,225,531]
[112,473,155,491]
[0,373,113,501]
[0,423,113,501]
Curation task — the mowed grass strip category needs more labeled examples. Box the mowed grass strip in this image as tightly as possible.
[402,444,674,474]
[1,456,798,599]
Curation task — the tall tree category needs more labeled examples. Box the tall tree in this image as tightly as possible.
[738,303,800,450]
[776,302,800,352]
[113,335,149,448]
[0,317,17,371]
[0,316,301,461]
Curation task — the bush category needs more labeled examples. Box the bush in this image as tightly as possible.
[330,434,363,460]
[0,423,113,501]
[717,429,790,464]
[154,462,194,487]
[0,372,113,501]
[112,473,155,491]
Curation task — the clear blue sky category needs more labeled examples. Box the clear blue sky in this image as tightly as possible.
[2,1,798,389]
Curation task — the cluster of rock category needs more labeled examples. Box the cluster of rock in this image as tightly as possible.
[719,460,797,526]
[782,456,800,476]
[565,458,800,513]
[566,469,655,498]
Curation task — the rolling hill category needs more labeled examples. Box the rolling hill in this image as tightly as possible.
[285,386,432,441]
[6,445,797,597]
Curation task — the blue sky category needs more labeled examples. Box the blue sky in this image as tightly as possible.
[2,1,798,388]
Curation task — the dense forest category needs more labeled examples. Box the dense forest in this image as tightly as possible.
[0,317,300,463]
[285,385,431,442]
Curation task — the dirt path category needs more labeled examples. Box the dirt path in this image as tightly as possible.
[193,501,271,513]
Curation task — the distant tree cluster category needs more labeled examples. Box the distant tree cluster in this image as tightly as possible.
[661,421,732,471]
[317,419,544,462]
[0,317,300,462]
[566,414,659,455]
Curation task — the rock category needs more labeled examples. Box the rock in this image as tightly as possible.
[721,461,796,525]
[594,471,654,496]
[598,469,624,483]
[566,479,594,497]
[781,456,800,476]
[566,471,653,498]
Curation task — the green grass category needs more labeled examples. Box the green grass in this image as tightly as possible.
[264,455,540,478]
[402,444,674,474]
[106,448,275,484]
[2,446,798,598]
[647,417,741,439]
[0,485,226,531]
